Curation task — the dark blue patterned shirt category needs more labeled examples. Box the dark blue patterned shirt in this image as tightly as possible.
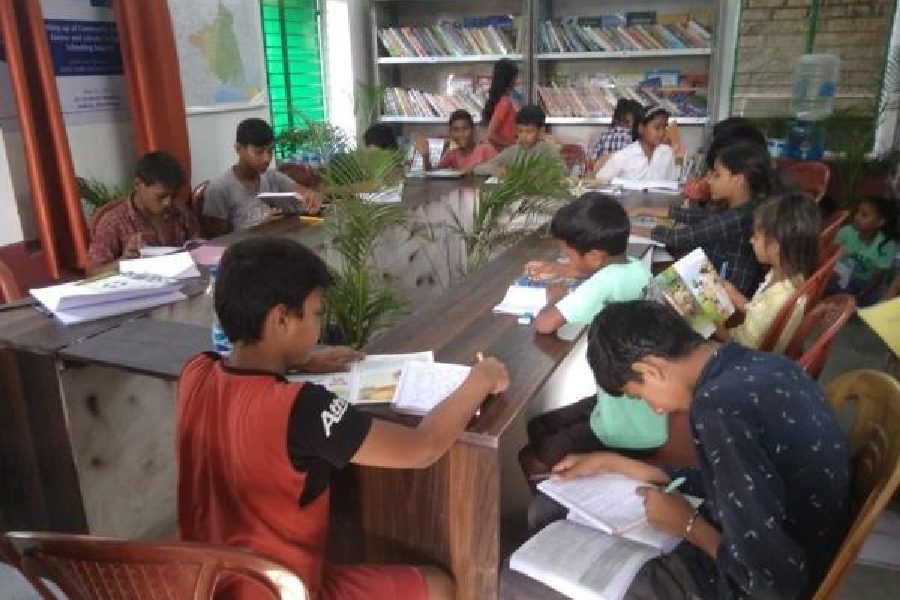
[670,342,851,600]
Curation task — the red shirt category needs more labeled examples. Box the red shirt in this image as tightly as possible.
[489,94,518,149]
[437,141,497,172]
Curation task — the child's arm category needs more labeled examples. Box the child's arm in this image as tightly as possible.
[855,268,888,302]
[534,282,569,334]
[411,133,434,171]
[350,357,508,468]
[550,452,670,484]
[721,280,749,312]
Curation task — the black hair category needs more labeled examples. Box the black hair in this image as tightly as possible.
[635,106,668,142]
[448,109,475,128]
[236,118,275,147]
[706,118,767,169]
[515,104,546,127]
[587,300,704,396]
[133,151,186,191]
[753,192,821,277]
[714,141,775,198]
[858,196,900,252]
[611,99,643,141]
[363,124,398,150]
[215,238,332,344]
[482,58,519,124]
[550,193,630,255]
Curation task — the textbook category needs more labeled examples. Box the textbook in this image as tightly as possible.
[649,247,735,337]
[257,192,311,215]
[392,360,472,415]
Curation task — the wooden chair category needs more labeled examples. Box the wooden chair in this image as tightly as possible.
[819,209,849,263]
[88,199,125,239]
[0,258,22,302]
[4,532,309,600]
[782,160,831,203]
[758,247,841,352]
[782,294,856,379]
[813,370,900,599]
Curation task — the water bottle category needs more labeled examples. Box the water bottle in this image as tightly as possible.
[791,54,840,121]
[207,267,233,356]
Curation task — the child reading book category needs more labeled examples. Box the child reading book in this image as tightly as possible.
[482,58,519,150]
[716,192,820,351]
[411,110,496,173]
[474,105,562,177]
[596,107,679,182]
[683,118,767,203]
[518,194,665,492]
[832,196,899,307]
[589,99,642,165]
[177,238,508,600]
[549,300,851,600]
[650,141,773,296]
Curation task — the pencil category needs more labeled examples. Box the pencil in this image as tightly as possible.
[474,352,485,418]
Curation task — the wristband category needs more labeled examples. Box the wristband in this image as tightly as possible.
[683,507,701,540]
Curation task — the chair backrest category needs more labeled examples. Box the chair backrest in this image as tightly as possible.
[4,532,309,600]
[783,160,831,202]
[0,258,22,303]
[88,199,126,239]
[819,209,849,263]
[783,294,856,379]
[191,180,211,236]
[813,370,900,599]
[559,143,586,169]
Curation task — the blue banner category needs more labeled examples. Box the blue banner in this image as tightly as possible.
[45,19,122,77]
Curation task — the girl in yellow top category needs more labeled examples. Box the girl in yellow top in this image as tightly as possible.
[716,192,821,351]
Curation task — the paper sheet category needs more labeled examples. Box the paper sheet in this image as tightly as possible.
[392,361,472,415]
[858,297,900,356]
[612,178,680,192]
[493,285,547,317]
[119,251,200,279]
[31,274,183,311]
[50,290,186,324]
[538,475,650,534]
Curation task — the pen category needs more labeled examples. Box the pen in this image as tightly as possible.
[663,476,686,494]
[474,352,485,418]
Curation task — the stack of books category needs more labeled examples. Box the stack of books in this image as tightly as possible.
[382,87,484,119]
[378,16,520,58]
[537,85,707,119]
[539,12,711,53]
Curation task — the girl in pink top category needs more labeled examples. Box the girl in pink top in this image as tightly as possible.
[413,110,497,173]
[482,58,519,150]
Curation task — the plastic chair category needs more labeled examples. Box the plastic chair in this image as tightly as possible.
[782,161,831,203]
[782,294,856,379]
[3,532,309,600]
[812,370,900,599]
[0,258,22,302]
[819,209,849,264]
[758,248,842,353]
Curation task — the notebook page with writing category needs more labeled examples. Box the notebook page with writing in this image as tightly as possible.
[392,361,471,415]
[538,475,649,534]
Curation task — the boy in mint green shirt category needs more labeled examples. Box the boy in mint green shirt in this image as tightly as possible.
[520,193,666,484]
[832,197,898,307]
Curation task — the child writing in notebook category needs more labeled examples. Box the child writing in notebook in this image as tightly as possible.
[517,194,666,502]
[474,105,562,177]
[411,110,496,173]
[715,192,820,351]
[177,238,508,600]
[482,58,519,150]
[832,196,899,307]
[597,106,679,182]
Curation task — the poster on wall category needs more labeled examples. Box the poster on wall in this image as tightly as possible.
[40,0,128,125]
[167,0,267,113]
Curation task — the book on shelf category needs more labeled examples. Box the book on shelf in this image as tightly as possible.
[537,83,707,119]
[539,17,711,53]
[382,86,484,119]
[377,16,520,58]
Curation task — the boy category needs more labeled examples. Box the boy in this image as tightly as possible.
[202,118,323,236]
[474,104,562,177]
[552,300,850,600]
[87,151,198,275]
[363,123,399,150]
[589,98,641,164]
[518,195,665,496]
[176,237,508,600]
[411,109,496,173]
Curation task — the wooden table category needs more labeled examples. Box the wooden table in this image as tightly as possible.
[0,180,681,598]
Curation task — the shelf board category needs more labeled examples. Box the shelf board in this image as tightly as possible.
[546,116,708,125]
[378,115,483,124]
[536,48,711,60]
[378,54,524,65]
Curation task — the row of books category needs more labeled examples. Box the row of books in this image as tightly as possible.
[378,18,520,58]
[382,87,484,119]
[537,85,707,119]
[539,19,711,53]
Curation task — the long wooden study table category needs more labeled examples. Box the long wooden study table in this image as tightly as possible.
[0,178,681,599]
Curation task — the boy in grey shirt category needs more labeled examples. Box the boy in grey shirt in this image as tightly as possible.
[474,104,562,177]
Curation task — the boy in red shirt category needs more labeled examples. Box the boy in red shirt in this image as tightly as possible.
[177,238,508,600]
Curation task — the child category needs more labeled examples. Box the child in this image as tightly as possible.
[202,118,323,236]
[482,58,519,150]
[551,300,850,600]
[177,238,508,600]
[411,109,496,173]
[589,99,642,164]
[716,192,820,351]
[650,141,774,297]
[473,105,562,177]
[363,123,399,151]
[518,194,666,491]
[684,118,768,202]
[87,151,198,275]
[833,196,899,307]
[597,107,679,182]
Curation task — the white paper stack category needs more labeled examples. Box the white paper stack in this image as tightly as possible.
[492,284,546,317]
[119,251,200,279]
[612,178,680,193]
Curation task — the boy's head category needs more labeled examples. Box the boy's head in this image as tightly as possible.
[587,300,704,413]
[752,192,820,277]
[515,104,546,150]
[448,109,476,149]
[706,118,767,169]
[612,99,642,133]
[132,151,187,216]
[235,118,276,174]
[363,124,398,151]
[549,193,629,276]
[215,238,332,368]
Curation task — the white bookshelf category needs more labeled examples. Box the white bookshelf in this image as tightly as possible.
[546,116,707,125]
[535,48,711,61]
[377,54,524,65]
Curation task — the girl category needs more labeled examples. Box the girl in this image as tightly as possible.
[650,141,774,296]
[833,196,899,306]
[482,58,519,150]
[411,109,496,173]
[716,192,821,351]
[597,107,679,181]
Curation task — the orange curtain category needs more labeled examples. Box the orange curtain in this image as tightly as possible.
[113,0,191,190]
[0,0,89,276]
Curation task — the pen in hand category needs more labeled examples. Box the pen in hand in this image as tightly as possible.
[663,476,686,494]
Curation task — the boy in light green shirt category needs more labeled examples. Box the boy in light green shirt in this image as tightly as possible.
[473,104,562,177]
[520,194,666,486]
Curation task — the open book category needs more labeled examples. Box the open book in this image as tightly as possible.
[257,192,313,215]
[649,247,734,337]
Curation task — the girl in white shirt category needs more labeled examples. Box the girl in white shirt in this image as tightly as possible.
[598,107,679,182]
